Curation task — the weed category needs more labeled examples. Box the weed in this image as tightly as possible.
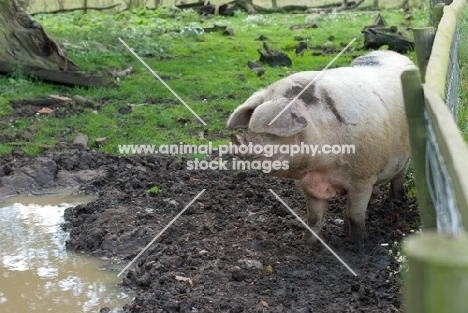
[147,185,162,194]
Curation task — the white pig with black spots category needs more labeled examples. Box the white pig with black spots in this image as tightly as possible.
[227,50,415,242]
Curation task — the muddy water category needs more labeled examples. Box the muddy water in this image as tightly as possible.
[0,189,131,313]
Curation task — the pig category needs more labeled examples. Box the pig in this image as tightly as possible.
[227,50,414,242]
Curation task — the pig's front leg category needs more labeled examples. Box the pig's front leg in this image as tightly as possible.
[299,183,328,243]
[347,186,374,242]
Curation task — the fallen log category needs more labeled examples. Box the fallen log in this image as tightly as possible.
[9,97,66,109]
[361,13,414,54]
[0,62,115,87]
[30,3,121,15]
[306,0,364,13]
[175,1,209,10]
[362,28,414,53]
[308,1,357,9]
[177,0,364,15]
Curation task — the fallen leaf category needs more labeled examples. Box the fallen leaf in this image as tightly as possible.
[175,275,194,287]
[175,275,190,283]
[62,41,84,50]
[38,107,53,114]
[390,213,399,223]
[108,66,133,78]
[263,264,273,275]
[259,300,269,308]
[48,94,71,102]
[95,41,108,52]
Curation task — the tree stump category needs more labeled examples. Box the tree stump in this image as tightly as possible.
[0,0,78,72]
[0,0,113,87]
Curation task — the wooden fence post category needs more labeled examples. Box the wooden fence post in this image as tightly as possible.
[412,28,435,82]
[434,3,445,27]
[401,69,437,229]
[404,232,468,313]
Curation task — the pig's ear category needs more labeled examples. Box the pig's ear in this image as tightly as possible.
[227,90,265,129]
[249,99,309,137]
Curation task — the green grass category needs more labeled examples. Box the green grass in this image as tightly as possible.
[457,7,468,141]
[0,6,429,156]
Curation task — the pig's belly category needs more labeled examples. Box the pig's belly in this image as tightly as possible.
[299,171,347,200]
[375,155,408,184]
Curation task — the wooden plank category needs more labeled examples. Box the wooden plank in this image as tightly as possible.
[423,84,468,228]
[404,232,468,313]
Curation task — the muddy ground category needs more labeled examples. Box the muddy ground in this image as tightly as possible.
[0,149,419,313]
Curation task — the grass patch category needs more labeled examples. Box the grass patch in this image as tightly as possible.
[0,6,429,156]
[457,6,468,141]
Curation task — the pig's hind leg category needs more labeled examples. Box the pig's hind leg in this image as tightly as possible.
[347,186,374,242]
[389,161,409,200]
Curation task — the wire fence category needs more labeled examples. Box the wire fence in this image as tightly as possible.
[446,24,460,119]
[424,0,464,234]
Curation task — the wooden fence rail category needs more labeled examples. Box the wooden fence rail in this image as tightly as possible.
[403,0,467,312]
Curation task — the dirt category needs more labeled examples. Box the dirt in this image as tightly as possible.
[0,149,419,313]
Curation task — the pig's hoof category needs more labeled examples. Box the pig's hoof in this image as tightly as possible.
[349,230,367,243]
[389,183,406,200]
[348,220,367,243]
[303,230,322,244]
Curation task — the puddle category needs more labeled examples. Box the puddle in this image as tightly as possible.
[0,189,131,312]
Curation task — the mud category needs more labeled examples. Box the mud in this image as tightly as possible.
[0,150,419,312]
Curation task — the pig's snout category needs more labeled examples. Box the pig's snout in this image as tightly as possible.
[229,134,266,160]
[230,134,245,147]
[229,134,249,159]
